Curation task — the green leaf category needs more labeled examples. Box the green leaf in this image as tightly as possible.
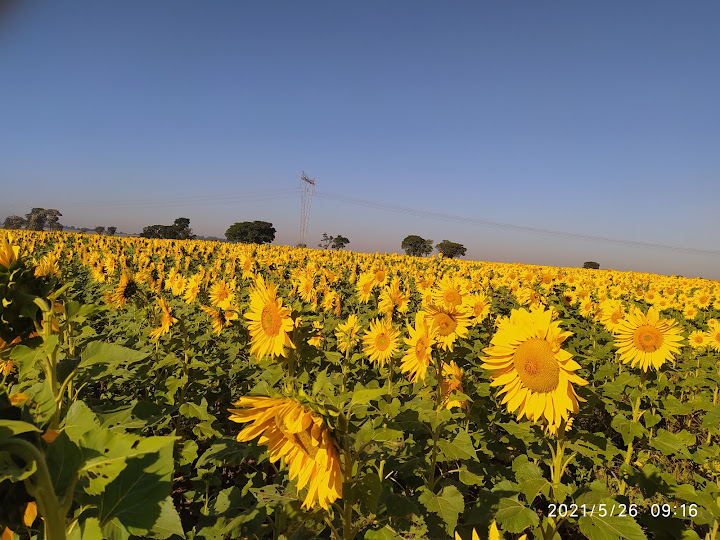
[80,341,149,369]
[80,430,176,496]
[611,415,646,446]
[364,526,399,540]
[578,511,646,540]
[45,431,83,496]
[437,430,478,462]
[512,455,550,503]
[702,405,720,433]
[68,517,104,540]
[63,400,100,442]
[0,419,42,437]
[0,449,38,482]
[650,429,696,459]
[350,387,387,407]
[494,496,539,533]
[356,472,382,514]
[145,496,185,539]
[97,438,175,536]
[418,485,464,534]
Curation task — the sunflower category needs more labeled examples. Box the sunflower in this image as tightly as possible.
[201,305,238,335]
[400,312,436,383]
[149,297,178,341]
[356,273,376,303]
[228,396,342,510]
[613,306,684,371]
[424,304,470,351]
[706,326,720,353]
[244,276,295,360]
[209,279,236,310]
[482,306,588,434]
[111,272,139,308]
[441,360,467,409]
[362,318,400,367]
[0,235,20,269]
[335,314,361,354]
[432,276,466,310]
[463,292,491,325]
[688,330,708,349]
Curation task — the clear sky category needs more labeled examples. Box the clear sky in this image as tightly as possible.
[1,2,719,279]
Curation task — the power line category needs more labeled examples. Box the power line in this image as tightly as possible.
[314,190,720,257]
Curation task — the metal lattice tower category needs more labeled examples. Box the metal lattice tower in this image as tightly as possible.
[299,172,315,247]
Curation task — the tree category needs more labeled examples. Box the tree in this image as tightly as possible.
[225,221,276,244]
[318,233,334,249]
[141,217,195,240]
[25,208,47,231]
[436,240,466,259]
[106,226,117,236]
[2,215,26,229]
[45,209,63,231]
[583,261,600,269]
[94,226,105,235]
[331,235,350,250]
[401,235,434,257]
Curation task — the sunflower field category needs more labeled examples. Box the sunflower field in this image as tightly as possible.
[1,230,720,540]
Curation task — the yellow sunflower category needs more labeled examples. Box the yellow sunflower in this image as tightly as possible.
[111,272,139,308]
[362,318,400,367]
[482,306,587,434]
[149,297,178,341]
[335,313,361,354]
[455,520,526,540]
[688,330,708,349]
[201,305,238,335]
[400,312,436,383]
[244,276,295,360]
[424,304,470,351]
[0,235,20,269]
[441,360,467,409]
[706,326,720,353]
[463,292,491,325]
[209,279,236,310]
[229,396,342,510]
[613,306,684,371]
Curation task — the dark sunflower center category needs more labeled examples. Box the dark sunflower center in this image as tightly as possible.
[415,337,427,358]
[633,325,663,352]
[444,289,461,306]
[376,333,390,351]
[513,338,560,393]
[123,280,138,299]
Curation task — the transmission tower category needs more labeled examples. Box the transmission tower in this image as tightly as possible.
[299,172,315,247]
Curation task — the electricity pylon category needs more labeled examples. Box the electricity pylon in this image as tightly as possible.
[299,172,315,247]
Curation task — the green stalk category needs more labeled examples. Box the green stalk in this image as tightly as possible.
[619,370,647,496]
[0,439,67,540]
[427,352,444,492]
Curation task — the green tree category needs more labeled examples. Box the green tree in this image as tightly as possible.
[436,239,466,259]
[45,209,63,231]
[583,261,600,269]
[2,215,26,229]
[106,226,117,236]
[401,235,434,257]
[318,232,334,249]
[225,221,276,244]
[331,235,350,250]
[94,226,105,235]
[25,208,47,230]
[141,217,195,240]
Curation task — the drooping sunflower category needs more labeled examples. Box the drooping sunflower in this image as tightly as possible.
[244,276,295,361]
[482,306,588,434]
[362,318,400,367]
[441,360,467,409]
[111,272,139,308]
[228,396,342,510]
[149,297,178,341]
[613,306,684,371]
[201,305,239,335]
[400,312,436,383]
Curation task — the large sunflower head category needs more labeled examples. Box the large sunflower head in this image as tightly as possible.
[111,272,139,308]
[613,306,684,371]
[229,396,342,510]
[244,276,294,360]
[335,313,361,354]
[482,306,587,434]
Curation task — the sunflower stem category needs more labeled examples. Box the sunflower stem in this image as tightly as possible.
[427,352,445,492]
[619,370,647,495]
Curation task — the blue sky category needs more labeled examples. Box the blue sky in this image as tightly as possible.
[1,2,719,279]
